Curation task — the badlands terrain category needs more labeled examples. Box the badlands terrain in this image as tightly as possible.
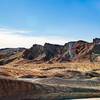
[0,38,100,100]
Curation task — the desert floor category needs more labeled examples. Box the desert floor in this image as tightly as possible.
[0,62,100,100]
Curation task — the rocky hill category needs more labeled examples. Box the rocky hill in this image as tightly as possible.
[0,38,100,65]
[23,38,100,63]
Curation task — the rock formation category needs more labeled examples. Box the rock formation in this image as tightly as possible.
[0,38,100,65]
[23,38,100,63]
[0,48,25,65]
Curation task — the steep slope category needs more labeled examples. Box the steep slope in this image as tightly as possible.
[23,43,64,63]
[0,48,25,65]
[72,40,94,61]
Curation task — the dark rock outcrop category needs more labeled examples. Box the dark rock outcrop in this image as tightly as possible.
[23,43,64,62]
[44,43,63,60]
[93,38,100,44]
[23,44,45,60]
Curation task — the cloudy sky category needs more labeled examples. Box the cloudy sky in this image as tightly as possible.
[0,0,100,48]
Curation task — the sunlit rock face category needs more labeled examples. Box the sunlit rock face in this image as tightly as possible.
[91,44,100,62]
[59,42,76,62]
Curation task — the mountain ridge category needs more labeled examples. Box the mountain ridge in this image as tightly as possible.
[23,38,100,63]
[0,38,100,65]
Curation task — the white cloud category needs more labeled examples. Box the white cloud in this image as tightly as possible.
[0,27,31,34]
[0,27,71,48]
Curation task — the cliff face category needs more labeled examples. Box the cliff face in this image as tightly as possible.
[23,44,44,60]
[23,43,64,63]
[23,38,100,63]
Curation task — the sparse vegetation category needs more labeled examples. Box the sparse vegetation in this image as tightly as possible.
[0,62,100,78]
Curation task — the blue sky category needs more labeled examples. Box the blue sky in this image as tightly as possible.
[0,0,100,48]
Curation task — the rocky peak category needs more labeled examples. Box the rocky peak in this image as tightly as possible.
[44,43,63,60]
[23,44,44,60]
[93,38,100,44]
